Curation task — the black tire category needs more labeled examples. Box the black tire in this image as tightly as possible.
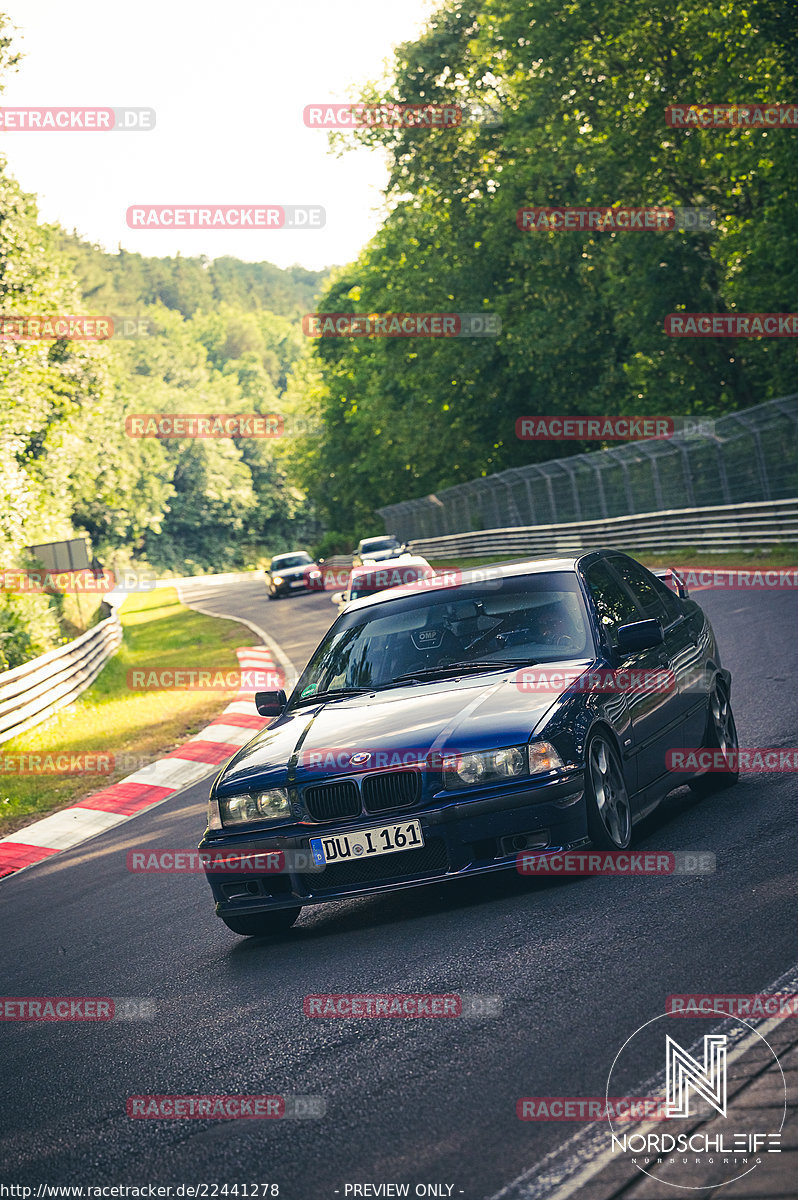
[585,731,633,849]
[220,907,301,938]
[689,678,739,795]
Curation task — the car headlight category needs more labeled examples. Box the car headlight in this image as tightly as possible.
[219,788,291,826]
[442,741,563,789]
[272,575,284,586]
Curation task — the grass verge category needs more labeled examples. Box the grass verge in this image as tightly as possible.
[0,587,257,837]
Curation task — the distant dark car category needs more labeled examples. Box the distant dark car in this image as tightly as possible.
[265,551,322,599]
[202,551,738,936]
[353,535,407,565]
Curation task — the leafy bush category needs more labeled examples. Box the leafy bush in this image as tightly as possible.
[0,592,62,673]
[312,531,355,560]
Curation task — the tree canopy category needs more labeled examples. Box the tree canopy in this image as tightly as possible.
[286,0,798,531]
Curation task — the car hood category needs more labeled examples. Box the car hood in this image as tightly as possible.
[214,660,593,795]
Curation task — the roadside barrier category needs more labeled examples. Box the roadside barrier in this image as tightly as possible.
[0,610,122,745]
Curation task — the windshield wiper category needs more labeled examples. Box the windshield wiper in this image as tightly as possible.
[293,686,374,707]
[391,659,537,683]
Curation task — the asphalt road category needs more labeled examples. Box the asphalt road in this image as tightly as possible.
[1,573,797,1198]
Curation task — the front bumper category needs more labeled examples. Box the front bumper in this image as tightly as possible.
[271,578,321,596]
[201,773,588,916]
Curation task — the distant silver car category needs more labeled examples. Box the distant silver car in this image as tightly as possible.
[353,535,407,565]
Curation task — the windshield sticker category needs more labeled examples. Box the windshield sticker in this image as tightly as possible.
[411,628,444,650]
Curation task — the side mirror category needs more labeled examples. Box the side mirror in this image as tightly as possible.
[616,619,664,654]
[317,557,326,566]
[254,689,287,717]
[331,591,344,605]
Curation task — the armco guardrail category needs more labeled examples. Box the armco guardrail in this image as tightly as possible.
[0,610,123,746]
[407,499,798,560]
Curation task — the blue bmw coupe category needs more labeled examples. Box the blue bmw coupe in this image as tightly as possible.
[201,552,738,936]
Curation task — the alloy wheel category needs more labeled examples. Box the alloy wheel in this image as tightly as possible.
[589,736,632,848]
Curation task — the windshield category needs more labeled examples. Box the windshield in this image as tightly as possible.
[360,538,397,553]
[271,553,312,570]
[292,572,594,703]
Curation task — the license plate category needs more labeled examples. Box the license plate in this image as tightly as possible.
[290,580,305,588]
[310,820,424,867]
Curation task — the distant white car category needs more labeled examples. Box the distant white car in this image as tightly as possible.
[353,535,407,565]
[331,555,436,612]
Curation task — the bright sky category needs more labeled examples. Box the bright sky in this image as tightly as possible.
[0,0,437,271]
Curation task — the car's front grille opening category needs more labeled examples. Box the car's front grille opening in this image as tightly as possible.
[221,880,262,900]
[300,838,449,891]
[362,768,421,813]
[499,829,551,855]
[304,780,361,821]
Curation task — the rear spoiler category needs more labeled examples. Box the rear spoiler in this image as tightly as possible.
[652,567,689,599]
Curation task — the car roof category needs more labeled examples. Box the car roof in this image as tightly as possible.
[340,554,595,612]
[271,550,310,562]
[349,555,431,580]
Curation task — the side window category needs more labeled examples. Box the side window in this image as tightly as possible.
[608,557,670,625]
[585,561,641,647]
[647,573,684,624]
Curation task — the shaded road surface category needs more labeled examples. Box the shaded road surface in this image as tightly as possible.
[1,572,797,1199]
